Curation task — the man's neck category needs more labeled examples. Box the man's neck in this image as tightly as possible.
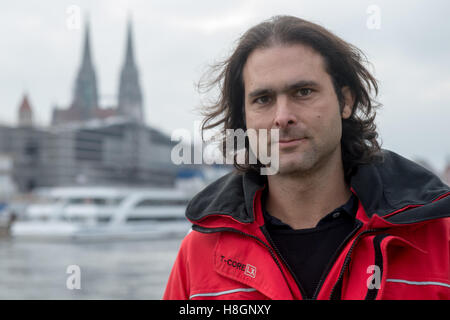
[265,150,351,230]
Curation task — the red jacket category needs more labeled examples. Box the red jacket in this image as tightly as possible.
[164,150,450,300]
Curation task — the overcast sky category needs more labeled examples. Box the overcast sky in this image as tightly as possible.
[1,0,449,171]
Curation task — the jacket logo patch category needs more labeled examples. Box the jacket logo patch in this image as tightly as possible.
[220,255,256,278]
[244,264,257,278]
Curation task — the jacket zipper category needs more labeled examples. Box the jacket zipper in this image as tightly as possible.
[328,227,388,299]
[364,233,389,300]
[311,220,363,299]
[192,225,300,299]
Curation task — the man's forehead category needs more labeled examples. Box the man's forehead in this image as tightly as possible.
[242,44,328,91]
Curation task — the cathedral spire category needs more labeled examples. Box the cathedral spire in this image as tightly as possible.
[118,17,144,122]
[125,18,135,66]
[81,20,93,68]
[71,17,99,121]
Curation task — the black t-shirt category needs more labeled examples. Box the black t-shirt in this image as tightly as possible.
[262,189,359,299]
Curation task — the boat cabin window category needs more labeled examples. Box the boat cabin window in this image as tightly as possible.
[135,199,189,207]
[67,197,124,206]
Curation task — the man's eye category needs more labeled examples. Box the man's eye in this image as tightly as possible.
[295,88,313,97]
[254,96,271,104]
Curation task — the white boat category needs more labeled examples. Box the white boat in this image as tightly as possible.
[10,186,193,241]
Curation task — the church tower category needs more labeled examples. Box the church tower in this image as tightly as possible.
[18,93,33,127]
[118,19,144,122]
[71,20,99,121]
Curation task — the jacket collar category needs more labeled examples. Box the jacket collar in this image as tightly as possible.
[351,150,450,224]
[186,169,263,224]
[186,149,450,226]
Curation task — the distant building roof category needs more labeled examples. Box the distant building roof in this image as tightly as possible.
[18,93,33,127]
[19,94,32,113]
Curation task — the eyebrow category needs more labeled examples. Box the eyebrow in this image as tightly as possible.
[247,80,320,99]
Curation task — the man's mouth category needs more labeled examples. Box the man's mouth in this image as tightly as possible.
[278,137,306,147]
[279,138,301,143]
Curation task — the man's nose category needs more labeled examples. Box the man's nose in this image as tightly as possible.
[273,95,297,128]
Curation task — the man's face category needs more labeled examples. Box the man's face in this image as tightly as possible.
[243,43,352,175]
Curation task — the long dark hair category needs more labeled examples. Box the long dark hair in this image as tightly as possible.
[200,15,382,180]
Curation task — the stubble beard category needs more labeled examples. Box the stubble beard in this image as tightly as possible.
[275,139,341,178]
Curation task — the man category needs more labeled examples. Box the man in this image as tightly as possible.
[164,16,450,300]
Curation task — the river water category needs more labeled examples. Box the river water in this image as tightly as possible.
[0,234,184,299]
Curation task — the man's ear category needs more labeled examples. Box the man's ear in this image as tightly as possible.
[341,86,354,119]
